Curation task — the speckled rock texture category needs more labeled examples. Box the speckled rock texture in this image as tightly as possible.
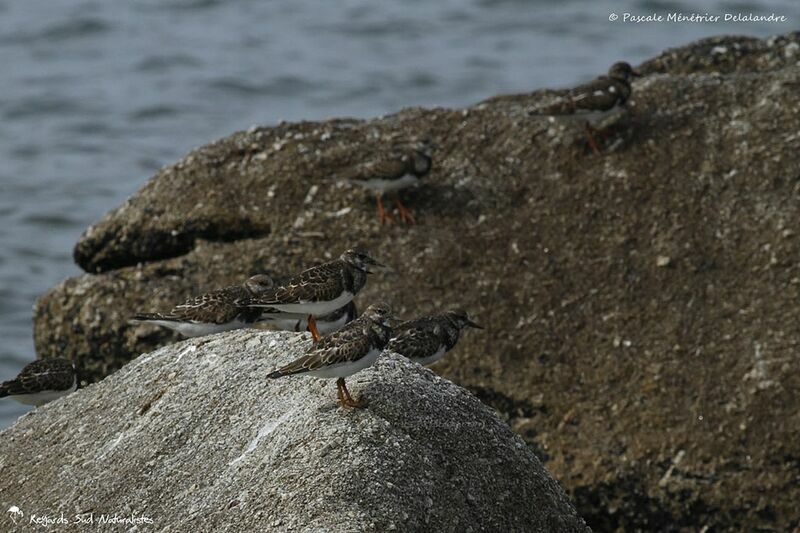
[0,332,588,533]
[33,32,800,531]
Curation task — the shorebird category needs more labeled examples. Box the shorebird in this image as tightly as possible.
[340,149,432,225]
[542,61,641,154]
[0,358,77,406]
[388,309,482,366]
[131,274,275,338]
[267,302,393,408]
[245,249,390,342]
[259,301,358,336]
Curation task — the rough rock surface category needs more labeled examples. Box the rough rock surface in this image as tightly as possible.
[34,32,800,531]
[0,331,588,533]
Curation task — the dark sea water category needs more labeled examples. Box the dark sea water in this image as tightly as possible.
[0,0,795,428]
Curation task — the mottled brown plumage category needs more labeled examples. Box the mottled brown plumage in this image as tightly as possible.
[131,274,275,337]
[0,358,77,406]
[340,149,432,224]
[245,250,388,312]
[270,260,358,306]
[343,150,430,183]
[542,61,640,115]
[267,302,394,408]
[539,61,641,154]
[388,310,482,366]
[568,61,637,111]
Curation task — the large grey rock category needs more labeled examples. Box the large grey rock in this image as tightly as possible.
[0,330,588,532]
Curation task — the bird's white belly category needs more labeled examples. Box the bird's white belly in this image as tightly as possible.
[412,345,447,366]
[11,379,77,406]
[149,320,248,338]
[359,174,419,194]
[271,291,354,315]
[308,348,382,379]
[261,309,350,335]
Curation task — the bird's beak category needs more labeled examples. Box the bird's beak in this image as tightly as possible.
[466,319,484,329]
[367,260,393,274]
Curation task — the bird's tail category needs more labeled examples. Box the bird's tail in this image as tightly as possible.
[267,353,314,379]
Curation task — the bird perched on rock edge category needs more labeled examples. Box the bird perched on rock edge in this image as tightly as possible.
[267,302,394,408]
[388,309,482,366]
[541,61,641,155]
[0,358,78,406]
[131,274,275,338]
[244,249,390,342]
[339,148,432,225]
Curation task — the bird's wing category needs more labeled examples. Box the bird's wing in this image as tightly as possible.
[568,77,625,111]
[168,285,248,324]
[268,315,374,378]
[389,321,443,360]
[0,359,74,396]
[342,155,409,183]
[314,318,368,348]
[253,261,343,305]
[270,333,372,377]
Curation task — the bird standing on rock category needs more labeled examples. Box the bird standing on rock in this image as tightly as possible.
[267,302,394,409]
[244,249,390,342]
[543,61,641,155]
[339,148,432,225]
[568,61,639,113]
[0,358,78,406]
[388,310,482,365]
[131,274,276,338]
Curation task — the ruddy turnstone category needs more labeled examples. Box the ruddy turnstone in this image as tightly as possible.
[267,302,393,408]
[260,300,358,336]
[245,249,390,342]
[568,62,639,113]
[131,274,275,338]
[340,149,432,225]
[388,309,482,366]
[0,358,77,406]
[543,61,641,154]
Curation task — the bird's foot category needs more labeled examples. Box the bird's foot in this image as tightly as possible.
[395,200,416,225]
[585,122,602,155]
[337,378,367,409]
[341,396,367,409]
[377,194,394,225]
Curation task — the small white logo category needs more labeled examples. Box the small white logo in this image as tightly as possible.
[7,505,23,524]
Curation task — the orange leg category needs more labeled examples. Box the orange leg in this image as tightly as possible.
[376,193,393,225]
[395,199,416,225]
[585,122,601,155]
[307,315,321,342]
[336,377,366,408]
[336,379,345,406]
